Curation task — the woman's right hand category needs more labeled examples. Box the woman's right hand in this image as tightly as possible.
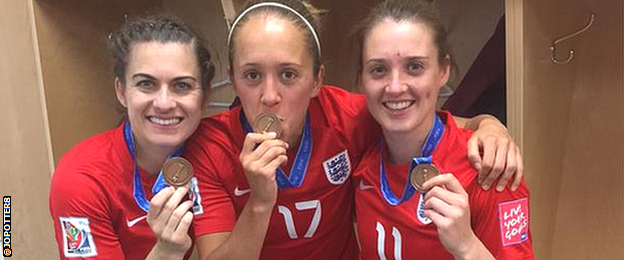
[239,132,288,206]
[146,187,194,260]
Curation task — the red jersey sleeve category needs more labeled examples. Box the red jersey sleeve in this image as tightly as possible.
[49,166,125,259]
[450,124,534,260]
[468,182,534,259]
[185,119,238,237]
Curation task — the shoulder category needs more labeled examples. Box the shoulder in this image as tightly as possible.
[439,110,474,144]
[352,142,380,178]
[53,127,125,189]
[312,85,379,150]
[432,111,480,185]
[188,109,240,153]
[314,85,367,117]
[50,128,125,217]
[186,110,241,176]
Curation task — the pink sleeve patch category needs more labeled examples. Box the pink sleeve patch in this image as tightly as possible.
[498,198,529,246]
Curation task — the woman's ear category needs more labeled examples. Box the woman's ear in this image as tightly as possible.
[440,54,451,86]
[311,65,325,98]
[114,77,128,108]
[228,67,240,95]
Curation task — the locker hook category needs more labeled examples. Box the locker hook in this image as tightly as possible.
[550,13,595,64]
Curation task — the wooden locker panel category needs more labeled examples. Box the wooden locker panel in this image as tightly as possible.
[162,0,236,117]
[522,0,624,259]
[547,0,623,259]
[0,0,56,258]
[33,0,164,165]
[311,0,378,91]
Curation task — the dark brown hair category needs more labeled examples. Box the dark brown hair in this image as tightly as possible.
[354,0,450,73]
[108,14,215,90]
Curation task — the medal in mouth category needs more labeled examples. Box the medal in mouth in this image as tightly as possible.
[253,112,282,138]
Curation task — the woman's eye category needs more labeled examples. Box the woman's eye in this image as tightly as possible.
[245,71,261,81]
[281,70,297,81]
[136,80,155,90]
[369,65,386,77]
[407,62,424,73]
[173,82,192,92]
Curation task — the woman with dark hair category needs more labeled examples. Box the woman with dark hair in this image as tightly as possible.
[352,0,534,259]
[49,14,215,260]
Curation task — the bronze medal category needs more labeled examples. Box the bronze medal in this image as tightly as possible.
[253,112,282,137]
[410,164,440,192]
[162,157,194,187]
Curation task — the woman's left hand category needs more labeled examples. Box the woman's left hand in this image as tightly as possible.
[467,119,524,191]
[422,174,490,259]
[146,186,193,260]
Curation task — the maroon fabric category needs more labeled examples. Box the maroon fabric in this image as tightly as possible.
[443,16,507,124]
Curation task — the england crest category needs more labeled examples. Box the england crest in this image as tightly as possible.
[60,216,97,257]
[322,150,351,185]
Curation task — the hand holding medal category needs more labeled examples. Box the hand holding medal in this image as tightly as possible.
[239,112,289,206]
[420,173,476,257]
[146,158,196,256]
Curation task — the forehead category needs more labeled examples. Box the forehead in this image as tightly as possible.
[232,13,310,64]
[127,42,198,74]
[363,18,436,58]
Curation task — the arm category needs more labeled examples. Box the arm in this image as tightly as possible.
[197,132,287,260]
[453,114,524,192]
[49,170,125,259]
[422,174,496,260]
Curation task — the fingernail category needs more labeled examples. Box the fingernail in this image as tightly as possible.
[268,132,277,138]
[483,184,491,190]
[496,185,505,192]
[475,162,482,171]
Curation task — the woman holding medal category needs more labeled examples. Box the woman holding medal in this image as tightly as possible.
[352,0,534,259]
[186,1,524,260]
[49,15,215,260]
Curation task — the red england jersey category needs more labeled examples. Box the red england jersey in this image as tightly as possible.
[49,125,195,260]
[187,85,378,260]
[353,111,534,260]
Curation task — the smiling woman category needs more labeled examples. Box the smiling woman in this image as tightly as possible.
[115,41,206,174]
[48,14,215,260]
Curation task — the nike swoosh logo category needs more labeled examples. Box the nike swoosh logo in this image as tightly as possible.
[234,187,251,196]
[126,215,147,228]
[359,181,374,191]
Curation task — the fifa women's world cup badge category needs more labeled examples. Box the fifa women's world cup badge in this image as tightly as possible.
[59,217,97,257]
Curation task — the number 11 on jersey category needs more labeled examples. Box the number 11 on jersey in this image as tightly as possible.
[376,222,403,260]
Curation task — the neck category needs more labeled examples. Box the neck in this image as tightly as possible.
[384,114,435,165]
[134,138,178,176]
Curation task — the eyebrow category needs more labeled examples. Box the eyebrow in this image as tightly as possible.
[131,73,197,82]
[239,62,303,68]
[364,56,430,65]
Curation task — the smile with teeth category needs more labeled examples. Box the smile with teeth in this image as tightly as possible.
[148,116,182,126]
[383,101,414,111]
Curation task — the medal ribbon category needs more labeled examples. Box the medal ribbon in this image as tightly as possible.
[124,121,184,212]
[379,114,444,206]
[240,111,312,189]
